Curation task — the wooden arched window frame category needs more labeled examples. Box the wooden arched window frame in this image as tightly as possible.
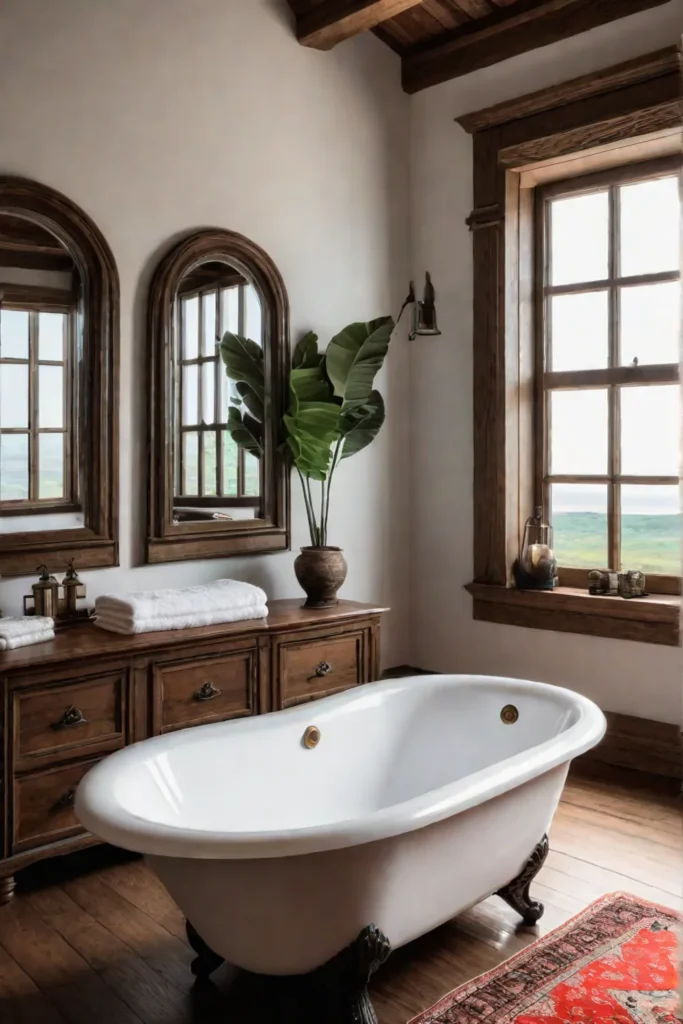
[0,177,119,575]
[146,230,290,563]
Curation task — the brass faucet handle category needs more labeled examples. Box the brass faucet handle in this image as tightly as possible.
[303,726,321,749]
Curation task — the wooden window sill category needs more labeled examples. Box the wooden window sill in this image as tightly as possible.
[466,583,680,647]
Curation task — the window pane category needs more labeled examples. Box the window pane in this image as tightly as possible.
[39,312,65,361]
[620,282,680,367]
[221,287,239,335]
[621,484,681,575]
[39,365,64,428]
[244,452,260,497]
[203,432,217,496]
[182,365,198,425]
[0,309,29,359]
[223,433,238,496]
[550,291,608,371]
[550,191,609,286]
[182,296,199,360]
[182,432,199,494]
[620,175,680,277]
[550,390,608,475]
[621,386,679,476]
[550,484,608,568]
[38,433,64,499]
[0,433,29,500]
[202,292,217,357]
[0,363,28,428]
[245,285,262,346]
[202,362,215,424]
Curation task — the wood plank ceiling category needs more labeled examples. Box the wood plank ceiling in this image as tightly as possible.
[286,0,671,93]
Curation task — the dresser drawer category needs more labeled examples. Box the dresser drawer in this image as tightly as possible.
[155,649,256,732]
[13,758,99,853]
[278,631,364,708]
[13,673,126,766]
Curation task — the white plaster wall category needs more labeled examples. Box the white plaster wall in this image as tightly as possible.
[410,1,683,724]
[0,0,412,667]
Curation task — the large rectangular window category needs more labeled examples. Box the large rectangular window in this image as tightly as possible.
[536,158,681,592]
[0,302,76,511]
[174,278,262,507]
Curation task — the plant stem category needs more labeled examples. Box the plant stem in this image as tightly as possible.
[296,467,317,546]
[305,475,319,546]
[323,438,343,544]
[320,480,326,547]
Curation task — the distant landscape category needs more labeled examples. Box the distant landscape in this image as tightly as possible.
[553,511,681,574]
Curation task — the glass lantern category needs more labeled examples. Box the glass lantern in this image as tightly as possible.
[515,506,558,590]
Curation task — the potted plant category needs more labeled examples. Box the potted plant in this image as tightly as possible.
[220,317,395,607]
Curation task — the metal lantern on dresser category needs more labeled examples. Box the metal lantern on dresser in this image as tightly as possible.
[0,600,387,902]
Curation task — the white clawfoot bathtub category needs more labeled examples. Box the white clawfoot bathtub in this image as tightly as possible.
[76,675,605,976]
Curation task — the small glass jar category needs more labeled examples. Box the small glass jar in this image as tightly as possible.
[515,507,557,590]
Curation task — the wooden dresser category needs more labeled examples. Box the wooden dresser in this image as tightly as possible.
[0,599,386,902]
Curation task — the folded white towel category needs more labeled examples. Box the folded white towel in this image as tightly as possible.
[94,603,268,635]
[0,616,54,642]
[0,629,55,651]
[95,579,267,623]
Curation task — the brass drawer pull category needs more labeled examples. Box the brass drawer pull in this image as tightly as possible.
[53,788,76,811]
[194,681,222,702]
[52,706,87,730]
[308,661,332,681]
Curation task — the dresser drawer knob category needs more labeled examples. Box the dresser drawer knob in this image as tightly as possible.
[52,706,87,730]
[309,661,332,680]
[53,788,76,811]
[194,681,222,702]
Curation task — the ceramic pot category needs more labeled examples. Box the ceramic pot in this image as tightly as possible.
[294,546,348,608]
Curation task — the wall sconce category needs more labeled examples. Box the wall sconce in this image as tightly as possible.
[409,272,441,340]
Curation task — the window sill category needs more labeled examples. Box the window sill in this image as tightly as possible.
[466,583,680,647]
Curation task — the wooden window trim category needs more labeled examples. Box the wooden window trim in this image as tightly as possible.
[0,177,119,575]
[458,48,682,646]
[147,230,290,565]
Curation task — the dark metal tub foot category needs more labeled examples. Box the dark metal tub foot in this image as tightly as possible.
[496,833,549,925]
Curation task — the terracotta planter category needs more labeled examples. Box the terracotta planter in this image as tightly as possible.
[294,546,348,608]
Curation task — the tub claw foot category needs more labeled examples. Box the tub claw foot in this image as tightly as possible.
[186,921,225,979]
[496,834,549,926]
[280,924,391,1023]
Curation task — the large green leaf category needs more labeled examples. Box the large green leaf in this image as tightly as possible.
[292,331,322,370]
[325,317,394,407]
[340,391,385,460]
[235,381,263,423]
[289,366,336,406]
[219,333,264,402]
[227,406,263,458]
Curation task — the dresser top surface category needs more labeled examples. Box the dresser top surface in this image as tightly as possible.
[0,599,388,673]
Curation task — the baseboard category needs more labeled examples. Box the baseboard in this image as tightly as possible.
[580,710,682,781]
[382,665,432,678]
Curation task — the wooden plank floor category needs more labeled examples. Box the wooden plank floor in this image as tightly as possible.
[0,766,679,1024]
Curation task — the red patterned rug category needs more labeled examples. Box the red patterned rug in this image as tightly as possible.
[409,893,681,1024]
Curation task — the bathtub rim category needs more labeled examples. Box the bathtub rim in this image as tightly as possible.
[75,674,606,860]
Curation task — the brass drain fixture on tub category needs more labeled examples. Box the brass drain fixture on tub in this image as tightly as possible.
[303,725,321,749]
[501,704,519,725]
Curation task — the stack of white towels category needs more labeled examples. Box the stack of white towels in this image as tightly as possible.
[0,616,55,650]
[94,579,268,635]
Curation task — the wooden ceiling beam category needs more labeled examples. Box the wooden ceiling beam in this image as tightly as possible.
[402,0,672,93]
[296,0,424,50]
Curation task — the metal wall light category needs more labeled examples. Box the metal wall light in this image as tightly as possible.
[409,272,441,340]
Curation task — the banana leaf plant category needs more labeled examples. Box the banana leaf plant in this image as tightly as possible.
[220,317,394,547]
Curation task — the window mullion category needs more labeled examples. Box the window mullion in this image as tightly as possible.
[608,183,621,572]
[237,284,246,498]
[28,312,39,502]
